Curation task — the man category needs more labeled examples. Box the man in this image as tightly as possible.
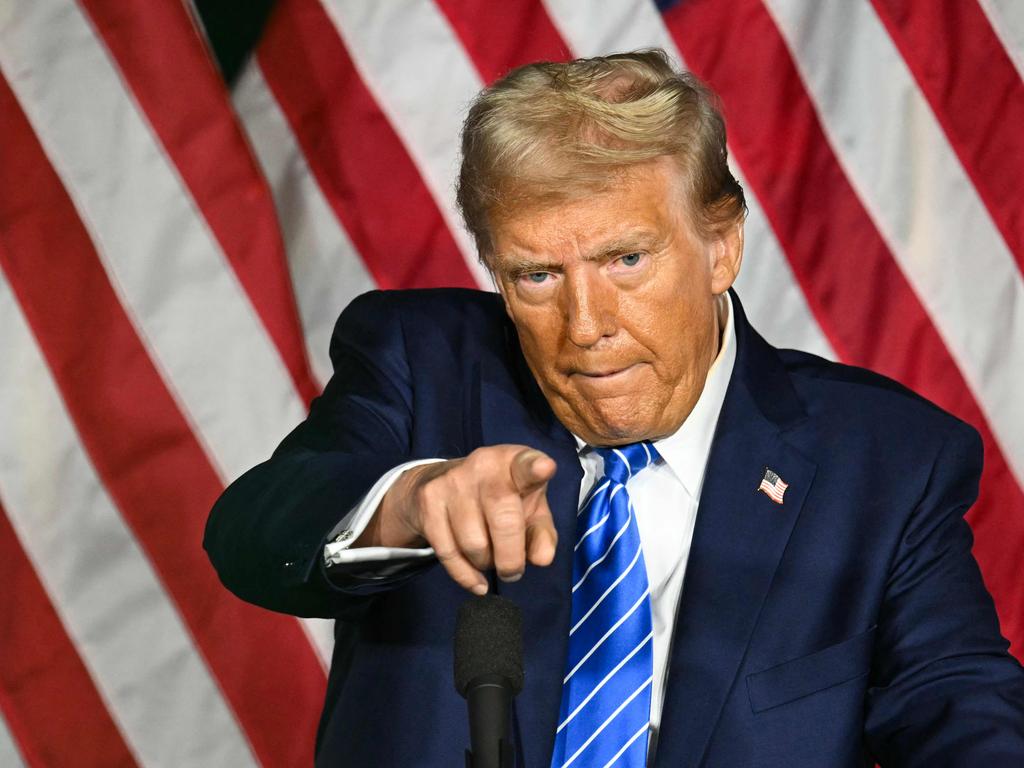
[205,51,1024,766]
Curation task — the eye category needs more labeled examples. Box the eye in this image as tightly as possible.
[619,252,643,267]
[523,272,549,284]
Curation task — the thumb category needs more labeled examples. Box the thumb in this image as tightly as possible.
[526,497,558,567]
[510,448,556,495]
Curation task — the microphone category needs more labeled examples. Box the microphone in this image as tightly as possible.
[454,595,524,768]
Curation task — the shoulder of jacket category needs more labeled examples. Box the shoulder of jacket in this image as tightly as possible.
[777,347,978,446]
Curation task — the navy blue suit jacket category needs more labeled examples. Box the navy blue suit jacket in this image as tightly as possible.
[205,288,1024,766]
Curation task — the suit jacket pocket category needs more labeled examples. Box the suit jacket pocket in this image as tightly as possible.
[746,625,877,713]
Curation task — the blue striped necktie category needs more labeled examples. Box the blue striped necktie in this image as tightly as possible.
[551,442,659,768]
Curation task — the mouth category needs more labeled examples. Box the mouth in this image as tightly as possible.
[570,363,641,380]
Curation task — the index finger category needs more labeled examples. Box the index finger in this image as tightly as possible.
[510,449,556,495]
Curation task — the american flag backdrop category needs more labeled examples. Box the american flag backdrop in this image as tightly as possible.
[1,0,1022,765]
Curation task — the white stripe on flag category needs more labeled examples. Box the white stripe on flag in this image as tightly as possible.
[0,276,258,768]
[542,2,836,360]
[233,61,376,387]
[978,0,1024,80]
[731,164,836,359]
[0,0,307,482]
[0,713,25,768]
[321,0,491,288]
[764,0,1024,488]
[0,0,332,670]
[542,0,676,56]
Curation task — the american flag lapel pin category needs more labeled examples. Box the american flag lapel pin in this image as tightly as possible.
[757,467,789,504]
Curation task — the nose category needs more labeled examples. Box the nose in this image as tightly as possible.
[564,269,617,348]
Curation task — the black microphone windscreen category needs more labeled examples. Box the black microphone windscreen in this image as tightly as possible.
[454,595,524,697]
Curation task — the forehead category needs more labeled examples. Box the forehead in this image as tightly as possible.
[489,161,693,264]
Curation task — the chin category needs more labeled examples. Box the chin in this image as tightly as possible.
[551,391,666,445]
[581,415,661,446]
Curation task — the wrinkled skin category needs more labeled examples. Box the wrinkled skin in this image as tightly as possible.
[361,159,743,591]
[490,158,744,445]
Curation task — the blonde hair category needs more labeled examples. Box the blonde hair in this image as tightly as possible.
[456,49,745,259]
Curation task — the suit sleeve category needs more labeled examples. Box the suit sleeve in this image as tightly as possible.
[865,421,1024,765]
[203,291,423,619]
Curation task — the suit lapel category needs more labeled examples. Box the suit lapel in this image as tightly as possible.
[477,327,582,768]
[654,297,817,767]
[475,294,817,767]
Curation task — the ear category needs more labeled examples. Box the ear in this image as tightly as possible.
[709,221,744,295]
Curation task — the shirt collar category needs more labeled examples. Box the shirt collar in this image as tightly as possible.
[572,292,737,500]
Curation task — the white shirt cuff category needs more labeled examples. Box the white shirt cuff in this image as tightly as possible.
[322,458,443,566]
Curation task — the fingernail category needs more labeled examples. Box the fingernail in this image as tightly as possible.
[501,572,523,583]
[472,582,488,596]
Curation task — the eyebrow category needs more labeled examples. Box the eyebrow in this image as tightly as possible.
[495,230,665,277]
[497,258,558,278]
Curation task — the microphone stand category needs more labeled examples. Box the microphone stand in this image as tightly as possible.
[464,673,515,768]
[455,595,523,768]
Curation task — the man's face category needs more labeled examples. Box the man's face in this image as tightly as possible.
[490,160,742,446]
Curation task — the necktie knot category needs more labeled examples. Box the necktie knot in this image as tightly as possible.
[594,442,660,485]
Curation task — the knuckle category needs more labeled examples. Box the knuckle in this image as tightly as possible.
[458,531,489,555]
[529,503,554,526]
[465,446,492,469]
[413,482,436,510]
[488,506,525,536]
[417,499,441,526]
[434,545,459,564]
[469,444,516,472]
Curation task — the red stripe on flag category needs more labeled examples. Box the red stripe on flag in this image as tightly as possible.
[257,0,477,290]
[77,0,319,404]
[661,0,1024,655]
[869,0,1024,274]
[0,76,325,767]
[0,502,138,768]
[434,0,571,84]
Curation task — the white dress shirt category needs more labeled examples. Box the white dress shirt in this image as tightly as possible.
[325,293,737,747]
